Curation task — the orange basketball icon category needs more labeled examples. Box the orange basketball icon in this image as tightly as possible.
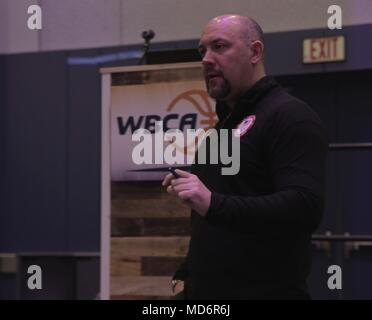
[166,90,217,155]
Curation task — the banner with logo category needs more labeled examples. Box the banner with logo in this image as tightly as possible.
[111,80,217,181]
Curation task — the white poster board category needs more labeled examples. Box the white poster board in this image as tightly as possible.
[109,63,217,181]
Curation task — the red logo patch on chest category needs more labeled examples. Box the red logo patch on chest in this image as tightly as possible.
[234,115,256,138]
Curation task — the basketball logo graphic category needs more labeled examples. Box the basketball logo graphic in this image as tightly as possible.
[167,90,217,155]
[234,115,256,138]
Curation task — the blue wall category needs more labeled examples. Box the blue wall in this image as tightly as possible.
[0,51,101,252]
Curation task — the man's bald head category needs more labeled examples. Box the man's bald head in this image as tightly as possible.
[204,14,264,47]
[199,14,266,107]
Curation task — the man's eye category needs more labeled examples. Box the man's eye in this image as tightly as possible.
[213,43,226,50]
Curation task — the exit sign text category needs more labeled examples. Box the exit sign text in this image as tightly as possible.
[303,36,345,64]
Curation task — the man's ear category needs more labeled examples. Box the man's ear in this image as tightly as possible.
[250,40,264,65]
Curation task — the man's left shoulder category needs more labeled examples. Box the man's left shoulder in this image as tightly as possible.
[264,89,322,126]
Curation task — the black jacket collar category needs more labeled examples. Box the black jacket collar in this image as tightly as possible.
[215,76,279,128]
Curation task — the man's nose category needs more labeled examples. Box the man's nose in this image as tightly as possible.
[202,49,215,66]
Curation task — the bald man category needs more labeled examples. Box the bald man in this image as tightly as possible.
[162,15,327,299]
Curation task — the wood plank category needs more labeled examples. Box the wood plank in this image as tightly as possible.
[112,198,190,217]
[110,276,173,297]
[111,181,191,218]
[111,217,190,237]
[141,257,185,276]
[112,197,190,218]
[110,256,141,276]
[111,237,190,257]
[100,61,201,75]
[0,254,17,274]
[111,181,164,199]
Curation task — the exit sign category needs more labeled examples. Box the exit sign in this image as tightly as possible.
[303,36,345,64]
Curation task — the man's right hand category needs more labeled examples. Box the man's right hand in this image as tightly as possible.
[172,280,184,295]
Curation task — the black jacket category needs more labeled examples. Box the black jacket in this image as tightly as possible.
[174,76,328,299]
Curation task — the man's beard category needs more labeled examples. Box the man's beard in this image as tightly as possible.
[206,76,231,100]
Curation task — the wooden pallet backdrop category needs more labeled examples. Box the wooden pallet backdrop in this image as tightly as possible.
[110,181,190,300]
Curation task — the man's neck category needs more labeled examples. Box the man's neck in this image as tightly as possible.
[225,72,266,109]
[225,99,237,110]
